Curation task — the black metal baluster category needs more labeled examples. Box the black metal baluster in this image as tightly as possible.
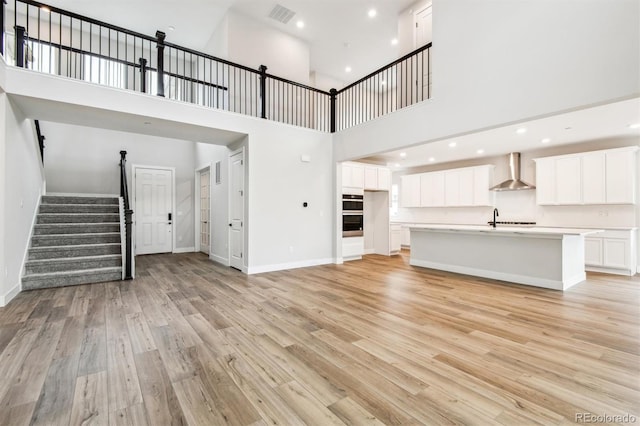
[139,57,146,92]
[0,0,6,57]
[155,30,165,96]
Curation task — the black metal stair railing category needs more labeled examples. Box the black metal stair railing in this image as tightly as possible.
[2,0,432,133]
[119,150,132,280]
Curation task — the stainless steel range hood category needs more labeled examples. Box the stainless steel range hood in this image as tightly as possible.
[490,152,535,191]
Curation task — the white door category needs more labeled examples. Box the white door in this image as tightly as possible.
[415,6,433,100]
[199,169,210,254]
[229,151,244,270]
[135,167,173,255]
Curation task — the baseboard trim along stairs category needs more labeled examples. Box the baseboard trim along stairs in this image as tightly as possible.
[22,195,123,290]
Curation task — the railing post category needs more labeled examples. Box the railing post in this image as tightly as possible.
[119,150,133,281]
[139,57,147,93]
[330,88,337,133]
[15,25,27,68]
[155,30,166,97]
[1,0,6,57]
[259,65,267,119]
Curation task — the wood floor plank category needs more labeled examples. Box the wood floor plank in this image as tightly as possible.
[0,251,637,425]
[134,350,186,426]
[69,371,109,426]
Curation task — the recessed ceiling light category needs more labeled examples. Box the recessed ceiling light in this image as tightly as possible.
[296,20,305,29]
[395,163,401,167]
[143,121,151,125]
[564,126,572,130]
[516,127,527,134]
[477,149,484,154]
[168,26,175,31]
[448,142,457,148]
[541,138,551,144]
[629,123,640,129]
[429,157,435,162]
[40,6,50,12]
[345,66,352,73]
[391,38,398,45]
[400,152,407,158]
[368,8,377,18]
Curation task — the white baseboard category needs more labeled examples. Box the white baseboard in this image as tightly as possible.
[335,257,344,265]
[363,248,375,255]
[173,247,195,254]
[0,283,21,307]
[210,254,230,267]
[247,258,333,275]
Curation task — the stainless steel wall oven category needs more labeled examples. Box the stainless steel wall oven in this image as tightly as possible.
[342,192,364,237]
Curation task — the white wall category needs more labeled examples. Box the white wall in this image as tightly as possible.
[42,122,197,250]
[226,11,311,84]
[247,125,334,273]
[393,137,639,230]
[1,97,46,306]
[335,0,640,161]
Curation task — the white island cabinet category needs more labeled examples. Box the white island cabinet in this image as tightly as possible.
[409,225,602,291]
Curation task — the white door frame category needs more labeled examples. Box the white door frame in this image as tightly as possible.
[131,164,177,255]
[194,164,212,255]
[414,4,433,48]
[229,147,246,272]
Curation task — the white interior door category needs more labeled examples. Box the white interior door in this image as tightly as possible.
[135,167,173,255]
[415,6,433,47]
[229,151,244,270]
[200,169,210,254]
[416,6,433,100]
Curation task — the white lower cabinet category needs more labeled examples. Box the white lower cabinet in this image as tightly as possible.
[585,229,636,276]
[342,237,364,261]
[401,226,411,247]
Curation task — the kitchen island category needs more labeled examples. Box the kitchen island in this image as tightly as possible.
[409,225,603,290]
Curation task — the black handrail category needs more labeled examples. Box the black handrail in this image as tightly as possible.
[119,150,133,280]
[337,42,432,94]
[34,119,44,163]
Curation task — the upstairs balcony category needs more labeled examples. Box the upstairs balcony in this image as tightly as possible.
[0,0,432,133]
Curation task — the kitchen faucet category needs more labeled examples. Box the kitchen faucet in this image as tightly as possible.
[491,208,499,228]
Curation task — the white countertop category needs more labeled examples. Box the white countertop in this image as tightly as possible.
[392,221,637,231]
[408,224,603,236]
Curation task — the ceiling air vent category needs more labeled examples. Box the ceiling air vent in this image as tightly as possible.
[268,4,296,24]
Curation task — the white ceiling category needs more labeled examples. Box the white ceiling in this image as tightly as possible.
[40,0,416,82]
[362,98,640,169]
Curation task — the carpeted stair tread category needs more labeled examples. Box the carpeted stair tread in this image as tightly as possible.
[22,267,123,290]
[25,255,122,274]
[31,233,121,247]
[39,204,119,213]
[38,213,120,224]
[28,243,122,260]
[34,223,120,235]
[42,196,119,205]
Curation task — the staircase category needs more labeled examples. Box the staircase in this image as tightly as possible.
[22,195,124,290]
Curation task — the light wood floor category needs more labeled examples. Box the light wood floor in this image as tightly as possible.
[0,251,638,425]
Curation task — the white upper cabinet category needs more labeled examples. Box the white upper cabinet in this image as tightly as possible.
[401,174,421,207]
[364,166,377,190]
[581,152,606,204]
[403,165,493,208]
[420,171,445,207]
[605,149,636,204]
[535,146,638,205]
[377,167,391,191]
[555,156,582,205]
[342,163,364,189]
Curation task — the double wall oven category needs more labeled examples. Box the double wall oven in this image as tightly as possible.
[342,190,364,237]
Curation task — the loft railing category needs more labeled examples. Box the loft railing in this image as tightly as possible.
[334,43,432,132]
[2,0,431,133]
[119,150,133,280]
